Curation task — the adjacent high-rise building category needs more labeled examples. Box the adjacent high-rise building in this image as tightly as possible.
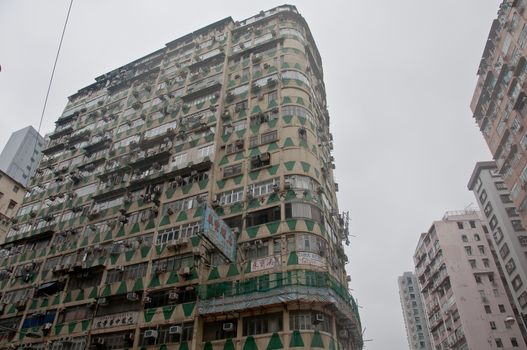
[0,171,26,240]
[0,5,362,350]
[414,210,524,349]
[0,126,45,187]
[398,272,433,350]
[470,1,527,229]
[468,161,527,337]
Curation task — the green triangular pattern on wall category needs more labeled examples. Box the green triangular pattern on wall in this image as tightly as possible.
[266,221,280,234]
[243,336,259,350]
[208,267,220,280]
[176,211,188,222]
[162,305,175,320]
[300,162,311,173]
[266,333,283,350]
[116,280,128,295]
[224,338,235,350]
[132,278,144,292]
[289,330,304,347]
[311,330,325,348]
[149,275,161,288]
[167,271,179,284]
[283,138,295,148]
[284,161,295,171]
[227,264,239,277]
[179,341,190,350]
[203,342,213,350]
[182,302,196,316]
[287,251,298,265]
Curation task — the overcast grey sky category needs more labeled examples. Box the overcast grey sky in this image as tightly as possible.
[0,1,500,349]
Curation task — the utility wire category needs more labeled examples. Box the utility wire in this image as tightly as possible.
[37,0,74,135]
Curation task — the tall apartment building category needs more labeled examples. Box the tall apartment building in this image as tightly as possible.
[414,211,524,349]
[0,171,26,240]
[0,5,362,350]
[397,272,433,350]
[468,161,527,335]
[0,126,45,187]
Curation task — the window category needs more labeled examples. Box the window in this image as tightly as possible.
[261,130,278,145]
[289,311,332,333]
[494,228,504,244]
[475,275,482,284]
[500,243,510,259]
[465,246,472,256]
[152,255,194,274]
[480,189,488,204]
[506,207,519,217]
[485,305,492,313]
[512,220,525,232]
[469,260,476,269]
[500,194,513,203]
[223,163,242,178]
[490,321,496,330]
[462,235,468,242]
[457,222,464,229]
[156,222,202,244]
[250,152,271,169]
[197,144,214,159]
[246,242,269,260]
[285,202,323,223]
[248,178,279,198]
[506,258,517,275]
[519,291,527,308]
[496,338,503,348]
[494,181,507,190]
[478,245,485,254]
[483,258,490,268]
[519,236,527,247]
[243,313,283,336]
[7,200,16,210]
[267,90,277,102]
[469,220,476,228]
[484,202,493,217]
[511,337,519,347]
[13,186,19,193]
[171,152,188,167]
[105,263,147,284]
[246,206,281,227]
[512,275,523,291]
[139,323,193,346]
[203,320,237,341]
[489,215,498,230]
[219,188,244,205]
[235,100,248,112]
[225,140,245,155]
[57,306,93,323]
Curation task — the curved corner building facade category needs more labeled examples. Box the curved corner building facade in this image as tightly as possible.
[0,5,362,350]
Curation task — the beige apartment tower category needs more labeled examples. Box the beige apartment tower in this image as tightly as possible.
[0,171,26,241]
[471,0,527,230]
[414,211,524,349]
[0,5,362,350]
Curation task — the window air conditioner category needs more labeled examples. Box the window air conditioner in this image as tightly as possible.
[223,322,235,332]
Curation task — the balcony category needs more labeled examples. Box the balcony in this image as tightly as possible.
[129,142,172,169]
[83,133,112,153]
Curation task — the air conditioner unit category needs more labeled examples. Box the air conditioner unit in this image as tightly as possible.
[179,266,191,276]
[144,330,158,339]
[315,314,325,323]
[169,291,179,300]
[192,247,201,256]
[116,265,124,272]
[142,296,152,304]
[97,298,108,306]
[94,338,105,345]
[284,179,292,190]
[223,322,235,332]
[43,323,53,330]
[169,326,183,334]
[60,336,73,344]
[126,292,139,301]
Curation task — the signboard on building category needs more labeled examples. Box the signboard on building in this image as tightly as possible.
[201,204,237,262]
[251,255,280,272]
[298,252,325,268]
[93,311,138,329]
